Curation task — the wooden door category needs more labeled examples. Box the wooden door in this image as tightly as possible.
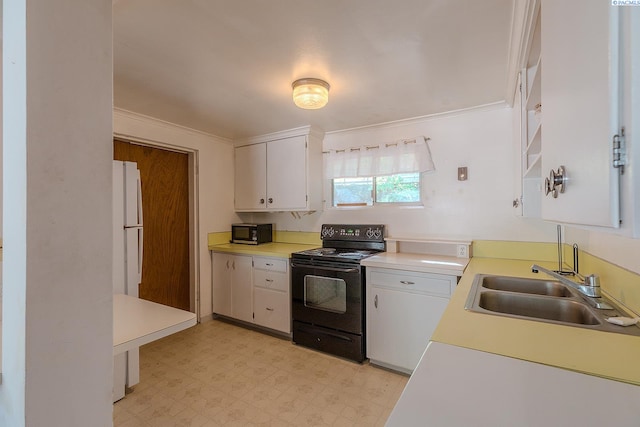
[114,140,190,310]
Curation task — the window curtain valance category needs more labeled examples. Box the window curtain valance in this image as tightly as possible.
[323,136,435,179]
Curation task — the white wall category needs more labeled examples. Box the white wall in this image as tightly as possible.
[114,109,239,319]
[248,104,558,243]
[2,1,113,425]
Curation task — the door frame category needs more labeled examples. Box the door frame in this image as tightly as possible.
[113,134,201,320]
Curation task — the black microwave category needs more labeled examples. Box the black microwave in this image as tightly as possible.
[231,223,273,245]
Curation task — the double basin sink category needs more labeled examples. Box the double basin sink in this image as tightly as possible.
[465,275,640,336]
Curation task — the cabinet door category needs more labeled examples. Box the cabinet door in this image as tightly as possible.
[230,255,253,323]
[211,253,232,316]
[254,287,290,333]
[266,135,307,210]
[541,0,621,227]
[368,286,449,373]
[234,143,267,210]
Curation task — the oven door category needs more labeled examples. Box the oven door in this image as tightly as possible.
[291,261,363,334]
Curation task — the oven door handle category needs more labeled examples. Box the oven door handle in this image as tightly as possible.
[291,263,359,273]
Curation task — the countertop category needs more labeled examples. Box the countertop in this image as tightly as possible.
[113,294,197,355]
[431,257,640,385]
[208,242,318,258]
[361,252,468,276]
[387,341,640,426]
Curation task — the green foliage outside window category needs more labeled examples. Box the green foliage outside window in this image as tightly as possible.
[333,173,421,206]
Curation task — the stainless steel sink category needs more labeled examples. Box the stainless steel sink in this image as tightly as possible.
[478,291,600,325]
[465,274,640,336]
[481,276,573,297]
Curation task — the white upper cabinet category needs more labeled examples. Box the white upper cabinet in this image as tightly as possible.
[234,143,267,210]
[234,127,323,212]
[266,135,308,210]
[541,0,622,227]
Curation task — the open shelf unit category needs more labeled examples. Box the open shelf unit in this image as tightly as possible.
[520,5,542,218]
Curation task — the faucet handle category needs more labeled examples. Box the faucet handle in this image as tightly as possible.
[583,274,600,287]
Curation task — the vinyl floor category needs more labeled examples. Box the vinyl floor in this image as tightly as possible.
[113,319,409,426]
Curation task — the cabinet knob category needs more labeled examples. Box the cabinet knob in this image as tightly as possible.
[545,166,567,198]
[268,198,273,204]
[260,198,265,204]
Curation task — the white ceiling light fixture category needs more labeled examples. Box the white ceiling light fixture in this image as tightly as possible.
[292,78,330,109]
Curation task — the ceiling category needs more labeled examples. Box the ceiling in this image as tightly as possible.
[113,0,516,140]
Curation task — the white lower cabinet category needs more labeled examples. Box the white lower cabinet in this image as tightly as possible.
[366,268,457,373]
[253,256,290,334]
[211,252,253,322]
[212,252,290,334]
[254,287,290,333]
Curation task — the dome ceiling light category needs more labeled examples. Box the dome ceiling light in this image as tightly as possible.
[292,78,330,109]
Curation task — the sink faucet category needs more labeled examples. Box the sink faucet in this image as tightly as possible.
[531,264,604,299]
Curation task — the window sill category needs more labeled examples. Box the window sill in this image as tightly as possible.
[328,203,424,210]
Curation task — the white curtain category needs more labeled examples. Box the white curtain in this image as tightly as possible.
[323,136,435,179]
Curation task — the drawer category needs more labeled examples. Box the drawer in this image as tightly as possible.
[253,269,289,292]
[254,287,290,333]
[369,269,456,298]
[253,257,288,273]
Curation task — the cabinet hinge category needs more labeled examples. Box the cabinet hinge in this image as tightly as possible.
[613,128,626,174]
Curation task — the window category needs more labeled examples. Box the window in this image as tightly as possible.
[324,136,435,208]
[332,172,421,207]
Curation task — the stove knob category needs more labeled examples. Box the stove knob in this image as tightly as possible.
[366,228,374,238]
[373,228,382,239]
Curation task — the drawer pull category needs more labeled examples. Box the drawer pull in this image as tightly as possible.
[266,263,273,266]
[266,307,274,311]
[400,280,415,285]
[266,279,274,282]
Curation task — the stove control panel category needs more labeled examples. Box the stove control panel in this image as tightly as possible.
[320,224,385,242]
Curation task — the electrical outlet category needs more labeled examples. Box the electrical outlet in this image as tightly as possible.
[457,244,468,258]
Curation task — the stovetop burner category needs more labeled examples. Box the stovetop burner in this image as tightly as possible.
[293,248,377,262]
[292,224,386,264]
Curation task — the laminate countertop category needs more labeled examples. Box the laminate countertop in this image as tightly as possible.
[113,294,196,355]
[386,257,640,425]
[433,257,640,385]
[208,242,319,258]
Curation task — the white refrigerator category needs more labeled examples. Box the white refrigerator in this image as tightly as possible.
[113,160,144,402]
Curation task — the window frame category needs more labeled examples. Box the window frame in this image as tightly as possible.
[330,172,424,208]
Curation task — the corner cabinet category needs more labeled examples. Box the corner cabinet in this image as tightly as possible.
[366,267,457,374]
[540,0,623,227]
[234,127,324,212]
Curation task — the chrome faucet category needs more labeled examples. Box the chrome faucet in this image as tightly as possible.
[531,264,612,309]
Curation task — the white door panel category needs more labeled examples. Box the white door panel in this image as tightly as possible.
[541,0,620,227]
